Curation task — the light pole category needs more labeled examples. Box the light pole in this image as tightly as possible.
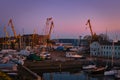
[79,36,82,47]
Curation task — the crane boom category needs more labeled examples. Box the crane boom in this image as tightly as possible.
[86,19,94,37]
[4,26,9,38]
[8,19,17,38]
[45,17,54,39]
[48,21,54,39]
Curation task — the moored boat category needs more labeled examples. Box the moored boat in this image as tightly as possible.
[115,70,120,79]
[104,70,117,76]
[82,65,96,70]
[87,66,106,74]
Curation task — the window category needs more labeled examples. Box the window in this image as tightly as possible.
[115,46,117,50]
[106,46,108,49]
[114,52,117,56]
[118,47,120,49]
[118,52,120,55]
[109,47,111,49]
[106,52,108,55]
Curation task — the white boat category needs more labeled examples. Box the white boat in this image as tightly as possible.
[82,65,96,70]
[104,40,118,76]
[66,52,84,59]
[40,51,51,59]
[104,70,117,76]
[115,70,120,79]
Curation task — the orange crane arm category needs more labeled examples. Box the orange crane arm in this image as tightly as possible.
[86,19,94,37]
[48,21,54,37]
[8,19,17,38]
[45,17,54,39]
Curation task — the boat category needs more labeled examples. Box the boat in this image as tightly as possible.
[87,66,106,74]
[104,70,117,76]
[82,64,96,70]
[65,51,85,59]
[115,70,120,79]
[104,41,118,76]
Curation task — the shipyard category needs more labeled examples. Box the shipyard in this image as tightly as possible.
[0,0,120,80]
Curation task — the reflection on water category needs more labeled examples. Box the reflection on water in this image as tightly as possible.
[42,71,115,80]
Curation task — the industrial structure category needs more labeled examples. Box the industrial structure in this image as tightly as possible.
[86,19,98,41]
[0,18,54,50]
[0,34,50,50]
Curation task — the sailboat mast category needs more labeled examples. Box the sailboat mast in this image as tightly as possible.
[112,41,115,66]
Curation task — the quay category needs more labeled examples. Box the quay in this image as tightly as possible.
[24,60,89,72]
[24,51,90,73]
[2,50,120,80]
[18,65,41,80]
[23,51,120,74]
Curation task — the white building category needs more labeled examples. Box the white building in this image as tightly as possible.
[90,41,120,58]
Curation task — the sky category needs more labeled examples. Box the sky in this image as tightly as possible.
[0,0,120,39]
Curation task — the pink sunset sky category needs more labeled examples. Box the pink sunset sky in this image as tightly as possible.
[0,0,120,39]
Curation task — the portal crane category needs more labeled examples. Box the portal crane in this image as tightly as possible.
[8,19,17,38]
[46,17,54,39]
[86,19,94,37]
[43,17,54,47]
[86,19,98,41]
[48,20,54,39]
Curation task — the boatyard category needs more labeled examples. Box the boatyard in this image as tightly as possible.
[0,18,120,79]
[0,0,120,80]
[1,44,120,80]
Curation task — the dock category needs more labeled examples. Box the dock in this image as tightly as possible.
[18,65,41,80]
[24,60,89,73]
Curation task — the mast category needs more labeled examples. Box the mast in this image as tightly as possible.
[112,40,118,66]
[111,41,114,66]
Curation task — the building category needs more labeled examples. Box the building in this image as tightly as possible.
[52,39,79,46]
[90,41,120,58]
[0,34,48,50]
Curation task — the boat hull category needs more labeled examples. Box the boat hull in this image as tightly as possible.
[87,67,106,74]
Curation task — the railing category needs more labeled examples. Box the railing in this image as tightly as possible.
[18,65,41,80]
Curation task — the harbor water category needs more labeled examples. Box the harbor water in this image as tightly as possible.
[41,71,115,80]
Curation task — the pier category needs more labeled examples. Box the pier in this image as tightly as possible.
[18,65,41,80]
[24,60,88,71]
